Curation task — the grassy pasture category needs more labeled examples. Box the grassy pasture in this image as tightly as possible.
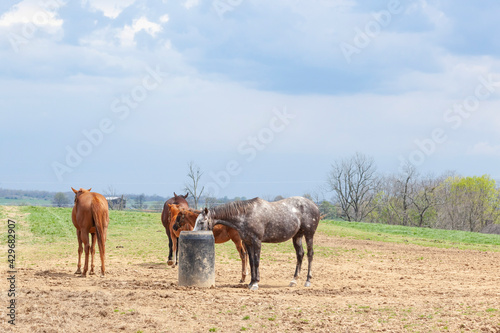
[319,220,500,252]
[0,197,52,206]
[13,206,500,253]
[3,205,499,271]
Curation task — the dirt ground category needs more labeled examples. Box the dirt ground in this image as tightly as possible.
[3,239,500,332]
[1,207,500,332]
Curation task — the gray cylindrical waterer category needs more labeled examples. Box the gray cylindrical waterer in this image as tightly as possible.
[178,231,215,288]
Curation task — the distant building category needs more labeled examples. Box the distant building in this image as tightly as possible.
[106,196,126,210]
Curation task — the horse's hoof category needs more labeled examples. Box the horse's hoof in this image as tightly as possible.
[167,260,174,266]
[74,271,81,275]
[249,284,259,291]
[289,281,297,287]
[89,271,95,275]
[304,281,311,287]
[239,279,245,283]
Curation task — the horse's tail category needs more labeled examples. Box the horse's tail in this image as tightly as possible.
[91,195,109,274]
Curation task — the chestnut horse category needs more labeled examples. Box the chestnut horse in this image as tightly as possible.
[166,204,200,267]
[161,193,189,265]
[193,197,320,290]
[71,187,109,277]
[170,205,249,283]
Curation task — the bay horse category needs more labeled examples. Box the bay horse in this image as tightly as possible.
[166,204,200,267]
[71,187,109,277]
[193,197,320,290]
[171,206,249,283]
[161,193,189,265]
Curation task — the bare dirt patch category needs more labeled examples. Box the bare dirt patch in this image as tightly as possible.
[1,230,499,333]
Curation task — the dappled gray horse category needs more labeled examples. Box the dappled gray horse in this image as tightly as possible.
[194,196,320,290]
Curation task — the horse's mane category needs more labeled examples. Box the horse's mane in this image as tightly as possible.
[209,197,260,220]
[187,208,201,215]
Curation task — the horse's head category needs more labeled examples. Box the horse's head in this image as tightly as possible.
[71,187,91,203]
[173,192,189,199]
[167,204,181,222]
[193,207,213,231]
[173,211,186,231]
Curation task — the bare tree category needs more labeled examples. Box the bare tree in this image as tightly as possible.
[185,161,205,209]
[408,174,441,228]
[104,185,117,198]
[386,162,417,226]
[104,185,125,210]
[204,193,218,209]
[327,152,380,222]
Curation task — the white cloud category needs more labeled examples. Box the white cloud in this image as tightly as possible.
[467,142,500,157]
[0,0,64,32]
[117,16,163,47]
[83,0,137,19]
[183,0,200,10]
[159,14,170,24]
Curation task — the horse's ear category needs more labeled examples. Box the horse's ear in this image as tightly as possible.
[204,207,209,214]
[88,188,92,192]
[184,193,189,199]
[71,187,77,193]
[173,192,178,198]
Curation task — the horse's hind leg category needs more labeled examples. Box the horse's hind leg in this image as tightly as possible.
[81,232,90,277]
[75,230,83,274]
[89,233,96,275]
[228,230,248,283]
[290,234,304,287]
[97,229,107,277]
[304,235,314,287]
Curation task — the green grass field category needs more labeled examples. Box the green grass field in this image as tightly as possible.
[9,206,170,265]
[319,220,500,252]
[0,198,52,206]
[6,206,500,254]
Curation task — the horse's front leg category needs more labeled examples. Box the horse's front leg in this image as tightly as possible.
[246,239,261,290]
[290,235,304,287]
[75,230,83,274]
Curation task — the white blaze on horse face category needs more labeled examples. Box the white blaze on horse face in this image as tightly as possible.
[193,214,208,231]
[193,214,202,231]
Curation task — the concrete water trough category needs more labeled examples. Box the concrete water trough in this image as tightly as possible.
[178,230,215,288]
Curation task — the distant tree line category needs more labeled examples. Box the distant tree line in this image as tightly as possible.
[325,152,500,233]
[4,153,500,234]
[0,188,54,201]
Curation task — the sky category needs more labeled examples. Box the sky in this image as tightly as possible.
[1,0,500,199]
